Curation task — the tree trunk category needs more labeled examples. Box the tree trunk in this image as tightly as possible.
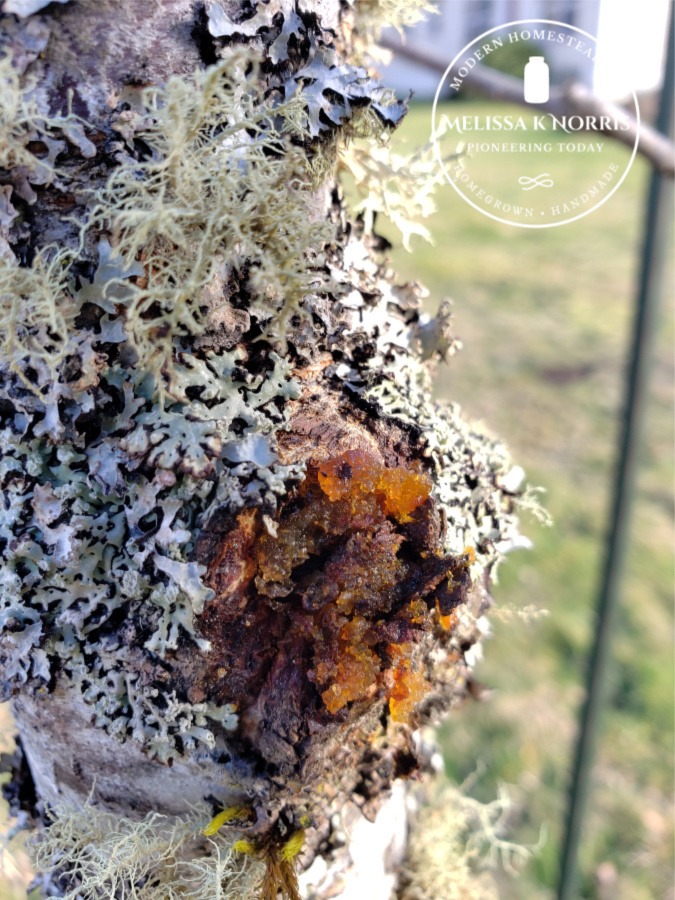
[0,1,524,896]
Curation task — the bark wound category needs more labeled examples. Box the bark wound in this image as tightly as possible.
[194,444,473,775]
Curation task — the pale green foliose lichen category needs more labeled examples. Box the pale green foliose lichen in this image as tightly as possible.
[0,278,301,756]
[0,52,94,209]
[0,58,325,760]
[326,225,527,589]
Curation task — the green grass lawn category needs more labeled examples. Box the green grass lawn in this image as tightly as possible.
[383,101,674,899]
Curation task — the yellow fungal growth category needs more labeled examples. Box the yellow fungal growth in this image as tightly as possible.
[279,829,305,863]
[462,546,476,564]
[232,839,257,855]
[435,599,457,632]
[254,450,458,721]
[202,805,252,836]
[387,643,430,725]
[321,643,380,714]
[378,467,433,522]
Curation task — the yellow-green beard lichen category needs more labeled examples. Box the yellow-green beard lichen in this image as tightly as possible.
[25,779,537,899]
[29,801,265,900]
[0,51,344,393]
[346,0,438,69]
[90,56,334,393]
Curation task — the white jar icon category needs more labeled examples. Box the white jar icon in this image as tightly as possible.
[524,56,549,103]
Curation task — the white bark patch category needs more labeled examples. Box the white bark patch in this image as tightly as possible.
[2,0,69,16]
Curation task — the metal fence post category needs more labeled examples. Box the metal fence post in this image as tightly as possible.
[557,17,674,900]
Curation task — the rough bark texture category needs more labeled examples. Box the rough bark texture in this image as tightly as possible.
[0,1,524,896]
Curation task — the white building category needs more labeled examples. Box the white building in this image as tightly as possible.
[381,0,670,101]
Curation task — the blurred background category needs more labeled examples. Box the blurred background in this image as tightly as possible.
[378,1,674,898]
[1,2,673,899]
[383,0,671,102]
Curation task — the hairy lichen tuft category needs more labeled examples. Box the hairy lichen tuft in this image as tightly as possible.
[400,775,543,899]
[29,801,264,899]
[90,56,334,388]
[354,0,438,40]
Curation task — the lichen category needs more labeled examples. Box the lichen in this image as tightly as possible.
[0,330,301,755]
[400,772,544,900]
[282,47,407,139]
[352,0,438,40]
[23,775,537,900]
[28,800,265,899]
[0,246,75,388]
[0,0,530,805]
[0,56,327,757]
[26,796,312,900]
[364,358,524,577]
[203,4,408,140]
[339,135,463,250]
[0,51,94,206]
[89,56,334,388]
[324,225,525,583]
[3,0,70,17]
[345,0,438,71]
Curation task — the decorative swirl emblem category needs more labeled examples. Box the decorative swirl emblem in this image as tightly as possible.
[518,173,554,190]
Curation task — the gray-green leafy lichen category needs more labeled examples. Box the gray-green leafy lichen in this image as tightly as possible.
[0,59,324,760]
[0,52,94,209]
[0,255,301,756]
[205,1,407,137]
[324,219,526,581]
[0,0,529,774]
[283,47,407,137]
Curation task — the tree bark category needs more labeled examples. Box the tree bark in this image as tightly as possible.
[0,2,524,896]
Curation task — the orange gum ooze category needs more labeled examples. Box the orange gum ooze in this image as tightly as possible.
[253,449,470,725]
[318,449,432,523]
